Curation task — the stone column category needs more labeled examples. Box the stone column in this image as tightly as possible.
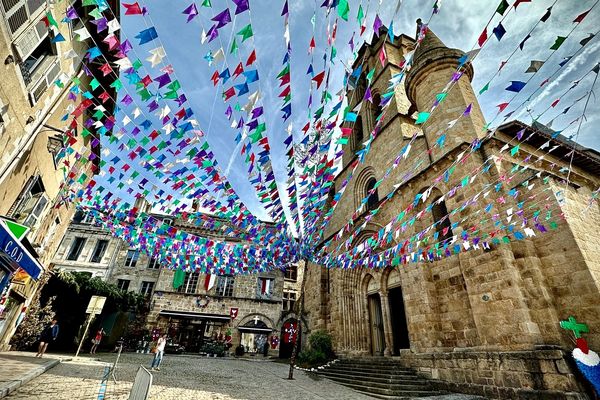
[380,292,393,357]
[362,294,371,353]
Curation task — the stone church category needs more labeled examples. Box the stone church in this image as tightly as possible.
[304,23,600,398]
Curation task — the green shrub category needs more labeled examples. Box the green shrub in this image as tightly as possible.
[296,331,334,368]
[308,330,334,358]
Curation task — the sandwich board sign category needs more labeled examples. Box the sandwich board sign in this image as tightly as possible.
[86,295,106,315]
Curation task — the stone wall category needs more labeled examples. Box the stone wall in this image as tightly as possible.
[396,349,591,400]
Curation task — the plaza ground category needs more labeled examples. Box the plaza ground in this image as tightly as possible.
[0,352,487,400]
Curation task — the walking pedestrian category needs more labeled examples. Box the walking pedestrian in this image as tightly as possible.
[35,318,59,358]
[90,328,105,354]
[150,334,167,371]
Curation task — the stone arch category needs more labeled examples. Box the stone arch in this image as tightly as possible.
[352,115,364,152]
[362,272,379,295]
[380,267,402,294]
[354,166,376,213]
[235,313,275,330]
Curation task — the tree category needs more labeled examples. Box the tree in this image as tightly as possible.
[10,273,56,350]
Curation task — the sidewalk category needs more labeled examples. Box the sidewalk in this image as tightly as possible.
[0,352,71,398]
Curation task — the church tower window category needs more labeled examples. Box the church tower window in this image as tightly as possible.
[365,178,379,211]
[431,197,452,242]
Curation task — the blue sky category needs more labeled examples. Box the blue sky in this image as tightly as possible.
[101,0,600,222]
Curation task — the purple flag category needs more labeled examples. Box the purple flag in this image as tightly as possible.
[155,73,171,88]
[211,8,231,29]
[183,3,199,22]
[233,0,249,15]
[373,14,383,37]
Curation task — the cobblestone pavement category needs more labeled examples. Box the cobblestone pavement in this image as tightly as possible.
[4,353,484,399]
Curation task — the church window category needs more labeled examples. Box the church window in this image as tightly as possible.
[365,178,379,211]
[353,115,364,151]
[432,197,453,242]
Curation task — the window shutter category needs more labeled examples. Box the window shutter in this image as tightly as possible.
[2,0,28,36]
[29,57,60,105]
[13,20,48,59]
[7,175,36,216]
[2,0,46,38]
[21,192,49,227]
[25,0,44,16]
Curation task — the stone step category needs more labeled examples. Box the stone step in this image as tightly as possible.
[341,382,443,398]
[319,370,428,385]
[350,389,446,400]
[320,374,433,392]
[326,364,415,374]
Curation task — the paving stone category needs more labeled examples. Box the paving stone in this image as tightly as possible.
[3,353,484,399]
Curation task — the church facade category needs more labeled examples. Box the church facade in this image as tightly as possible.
[304,25,600,398]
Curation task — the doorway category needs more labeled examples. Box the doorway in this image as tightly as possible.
[279,319,300,358]
[388,286,410,354]
[368,294,385,356]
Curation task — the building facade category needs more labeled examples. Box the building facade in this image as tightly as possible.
[0,0,119,349]
[304,25,600,398]
[51,210,123,280]
[51,206,305,356]
[145,216,305,357]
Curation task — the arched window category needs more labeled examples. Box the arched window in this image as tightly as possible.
[327,185,336,208]
[372,93,383,127]
[431,197,452,242]
[365,178,379,211]
[353,115,364,151]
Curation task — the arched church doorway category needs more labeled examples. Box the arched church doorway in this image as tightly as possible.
[279,318,300,358]
[364,274,384,356]
[387,269,410,355]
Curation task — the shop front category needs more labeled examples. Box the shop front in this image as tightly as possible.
[238,318,274,355]
[0,219,44,349]
[157,310,231,353]
[0,219,43,291]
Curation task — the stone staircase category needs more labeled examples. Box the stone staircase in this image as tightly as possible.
[316,358,446,399]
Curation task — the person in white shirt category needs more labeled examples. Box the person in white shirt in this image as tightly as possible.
[151,334,168,371]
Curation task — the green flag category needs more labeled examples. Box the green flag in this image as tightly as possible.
[479,82,490,95]
[496,0,509,15]
[550,36,566,50]
[357,4,364,24]
[237,24,253,42]
[230,38,238,55]
[173,269,186,289]
[338,0,349,21]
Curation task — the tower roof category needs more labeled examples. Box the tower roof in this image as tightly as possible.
[405,20,473,106]
[412,19,452,66]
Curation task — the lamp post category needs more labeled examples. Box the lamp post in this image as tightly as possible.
[46,135,63,154]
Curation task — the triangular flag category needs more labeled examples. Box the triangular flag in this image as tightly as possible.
[506,81,526,92]
[525,60,544,73]
[550,36,566,50]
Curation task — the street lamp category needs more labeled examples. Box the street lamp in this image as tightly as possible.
[46,135,64,154]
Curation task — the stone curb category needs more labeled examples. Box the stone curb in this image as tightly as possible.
[0,357,69,399]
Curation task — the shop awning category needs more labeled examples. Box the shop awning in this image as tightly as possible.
[0,220,43,280]
[238,326,274,333]
[159,310,231,321]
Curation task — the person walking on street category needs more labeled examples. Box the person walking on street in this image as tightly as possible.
[90,328,105,354]
[36,318,59,358]
[150,334,167,371]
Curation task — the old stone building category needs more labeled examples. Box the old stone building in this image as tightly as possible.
[304,25,600,398]
[51,210,123,280]
[0,0,120,349]
[146,214,305,356]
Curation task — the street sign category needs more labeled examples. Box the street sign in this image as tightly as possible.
[86,295,107,315]
[0,220,43,280]
[0,218,29,241]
